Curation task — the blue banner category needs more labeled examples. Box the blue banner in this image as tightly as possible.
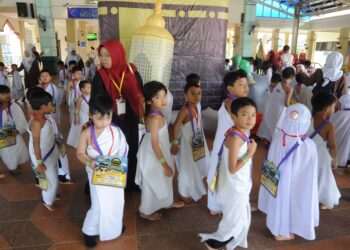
[67,8,98,19]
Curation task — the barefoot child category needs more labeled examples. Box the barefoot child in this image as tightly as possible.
[0,62,10,88]
[27,88,60,211]
[77,95,128,247]
[136,81,184,221]
[171,79,209,203]
[38,70,61,125]
[258,104,319,241]
[208,69,249,214]
[67,80,91,148]
[257,67,294,143]
[66,66,83,124]
[0,85,29,174]
[10,64,25,102]
[200,97,257,250]
[330,95,350,168]
[308,92,340,209]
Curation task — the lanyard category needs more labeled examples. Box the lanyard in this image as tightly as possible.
[343,108,350,111]
[73,81,78,100]
[82,95,89,105]
[227,93,237,101]
[187,104,200,135]
[90,125,114,156]
[108,71,125,99]
[218,126,250,157]
[49,84,56,104]
[276,136,306,169]
[309,119,328,139]
[281,130,306,147]
[0,106,14,128]
[30,112,47,121]
[148,110,163,116]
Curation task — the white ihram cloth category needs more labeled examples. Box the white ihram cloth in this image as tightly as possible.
[200,141,252,249]
[307,120,340,208]
[43,83,61,125]
[83,125,128,241]
[258,104,319,240]
[176,116,208,201]
[257,83,286,142]
[0,103,29,170]
[28,116,59,205]
[136,122,174,215]
[68,80,81,124]
[322,52,343,87]
[330,95,350,166]
[0,71,10,87]
[257,86,274,139]
[207,101,233,212]
[281,53,294,70]
[11,71,24,100]
[67,95,90,148]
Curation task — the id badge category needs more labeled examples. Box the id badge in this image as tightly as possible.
[261,160,280,197]
[92,155,128,188]
[52,103,57,113]
[192,131,205,162]
[39,177,49,191]
[209,156,221,193]
[0,124,16,149]
[116,99,126,115]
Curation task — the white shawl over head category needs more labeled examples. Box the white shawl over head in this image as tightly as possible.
[322,52,343,87]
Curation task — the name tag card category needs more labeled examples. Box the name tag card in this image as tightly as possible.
[261,160,280,197]
[92,155,128,188]
[0,125,16,149]
[192,131,205,162]
[116,99,126,115]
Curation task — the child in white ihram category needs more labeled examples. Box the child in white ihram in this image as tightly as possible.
[136,81,184,221]
[208,69,250,214]
[67,80,91,148]
[27,88,60,211]
[10,64,25,101]
[0,85,29,177]
[257,67,294,144]
[308,92,341,209]
[200,97,257,250]
[330,94,350,168]
[76,95,128,248]
[171,78,209,203]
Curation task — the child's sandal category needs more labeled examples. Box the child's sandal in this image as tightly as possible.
[275,234,294,241]
[170,201,185,209]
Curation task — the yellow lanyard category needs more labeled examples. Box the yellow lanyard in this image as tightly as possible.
[108,71,125,99]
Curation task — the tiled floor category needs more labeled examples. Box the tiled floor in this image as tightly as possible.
[1,101,350,250]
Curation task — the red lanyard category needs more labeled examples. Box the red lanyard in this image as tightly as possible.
[281,130,306,147]
[90,125,114,156]
[229,126,250,142]
[30,112,47,121]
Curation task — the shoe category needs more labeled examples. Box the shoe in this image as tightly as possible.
[140,212,163,221]
[205,237,234,249]
[83,233,97,248]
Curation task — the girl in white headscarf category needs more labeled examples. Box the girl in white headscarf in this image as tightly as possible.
[17,44,40,89]
[258,103,319,241]
[298,51,348,98]
[65,47,84,68]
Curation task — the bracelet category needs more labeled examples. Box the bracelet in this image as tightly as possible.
[36,159,43,165]
[171,139,179,145]
[241,154,251,164]
[159,157,166,164]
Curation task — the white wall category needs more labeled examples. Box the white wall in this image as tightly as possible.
[229,0,244,24]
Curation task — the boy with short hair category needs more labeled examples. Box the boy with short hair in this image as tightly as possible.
[10,64,25,102]
[27,87,60,211]
[171,77,209,203]
[66,66,83,124]
[208,69,249,214]
[0,62,10,87]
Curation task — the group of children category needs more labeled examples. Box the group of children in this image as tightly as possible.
[0,62,25,102]
[0,56,350,249]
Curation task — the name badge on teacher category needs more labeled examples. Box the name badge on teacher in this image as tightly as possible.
[116,99,126,115]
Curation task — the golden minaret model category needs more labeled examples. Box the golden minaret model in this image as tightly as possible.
[129,0,174,124]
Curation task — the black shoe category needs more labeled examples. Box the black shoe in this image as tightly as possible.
[83,233,97,248]
[205,236,234,249]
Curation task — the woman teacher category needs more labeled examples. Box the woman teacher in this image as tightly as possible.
[92,39,144,190]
